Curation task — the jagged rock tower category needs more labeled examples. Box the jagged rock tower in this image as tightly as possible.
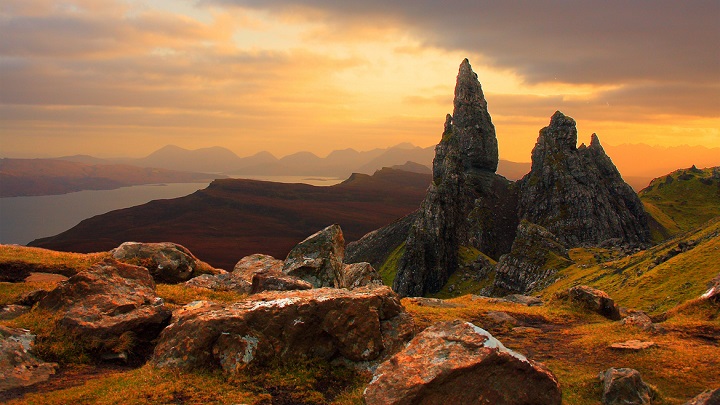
[393,59,518,297]
[392,59,651,297]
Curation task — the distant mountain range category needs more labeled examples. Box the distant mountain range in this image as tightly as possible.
[0,158,220,197]
[14,142,720,193]
[29,168,433,269]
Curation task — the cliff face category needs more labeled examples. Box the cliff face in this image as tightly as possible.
[393,59,518,297]
[389,60,651,297]
[517,111,651,248]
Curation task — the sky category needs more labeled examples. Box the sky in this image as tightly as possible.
[1,0,719,164]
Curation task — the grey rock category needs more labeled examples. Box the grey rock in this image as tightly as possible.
[568,285,622,320]
[283,224,345,288]
[598,367,654,405]
[0,326,58,392]
[684,388,720,405]
[250,271,313,293]
[494,221,571,294]
[339,262,383,289]
[112,241,216,284]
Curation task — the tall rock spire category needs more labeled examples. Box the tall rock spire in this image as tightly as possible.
[394,59,517,297]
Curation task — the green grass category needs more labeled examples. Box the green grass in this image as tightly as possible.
[541,218,720,315]
[378,242,405,286]
[640,166,720,237]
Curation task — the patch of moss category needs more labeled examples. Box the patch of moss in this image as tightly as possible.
[378,242,405,287]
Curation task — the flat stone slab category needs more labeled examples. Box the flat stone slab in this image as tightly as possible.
[609,340,657,351]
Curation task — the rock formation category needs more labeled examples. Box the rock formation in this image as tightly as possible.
[378,59,651,297]
[364,320,562,405]
[37,260,171,361]
[282,224,346,288]
[112,242,218,284]
[517,112,651,248]
[567,285,622,320]
[393,59,518,297]
[493,221,571,294]
[152,285,414,372]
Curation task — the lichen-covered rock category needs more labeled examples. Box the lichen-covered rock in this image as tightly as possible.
[568,285,622,320]
[621,311,654,330]
[37,260,171,360]
[364,320,561,405]
[518,112,650,248]
[152,285,414,373]
[0,326,58,392]
[598,368,654,405]
[494,221,571,294]
[684,388,720,405]
[283,224,345,288]
[185,254,284,293]
[250,271,313,293]
[112,241,217,283]
[234,254,284,277]
[184,272,249,293]
[339,262,382,289]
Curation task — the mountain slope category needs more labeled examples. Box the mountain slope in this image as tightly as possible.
[29,168,432,270]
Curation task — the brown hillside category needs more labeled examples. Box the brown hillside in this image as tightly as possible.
[29,168,431,270]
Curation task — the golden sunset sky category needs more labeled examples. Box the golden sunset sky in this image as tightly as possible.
[1,0,719,164]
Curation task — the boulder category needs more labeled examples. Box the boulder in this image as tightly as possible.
[598,368,654,405]
[621,311,654,330]
[339,262,383,289]
[250,271,313,293]
[364,320,562,405]
[701,274,720,302]
[37,260,171,361]
[0,326,58,392]
[684,389,720,405]
[568,285,622,320]
[282,224,346,288]
[152,285,414,373]
[184,272,250,293]
[112,241,215,283]
[233,254,283,278]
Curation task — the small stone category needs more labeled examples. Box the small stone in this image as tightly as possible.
[598,367,654,405]
[568,285,622,320]
[609,340,657,351]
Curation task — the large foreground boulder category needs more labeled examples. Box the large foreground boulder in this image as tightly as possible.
[152,285,414,373]
[598,368,654,405]
[37,260,171,361]
[364,320,562,405]
[112,241,216,283]
[568,285,622,320]
[0,326,57,392]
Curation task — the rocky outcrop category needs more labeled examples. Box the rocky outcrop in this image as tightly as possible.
[364,320,561,405]
[0,326,58,392]
[393,59,518,297]
[493,221,571,294]
[567,285,622,320]
[339,262,382,290]
[112,242,217,284]
[684,389,720,405]
[185,254,284,293]
[283,224,345,288]
[598,368,654,405]
[37,260,171,361]
[518,112,650,248]
[152,285,414,372]
[345,212,418,271]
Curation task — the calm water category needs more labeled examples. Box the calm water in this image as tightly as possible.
[0,176,342,245]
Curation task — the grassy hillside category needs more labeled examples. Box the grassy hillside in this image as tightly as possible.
[540,217,720,315]
[640,166,720,240]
